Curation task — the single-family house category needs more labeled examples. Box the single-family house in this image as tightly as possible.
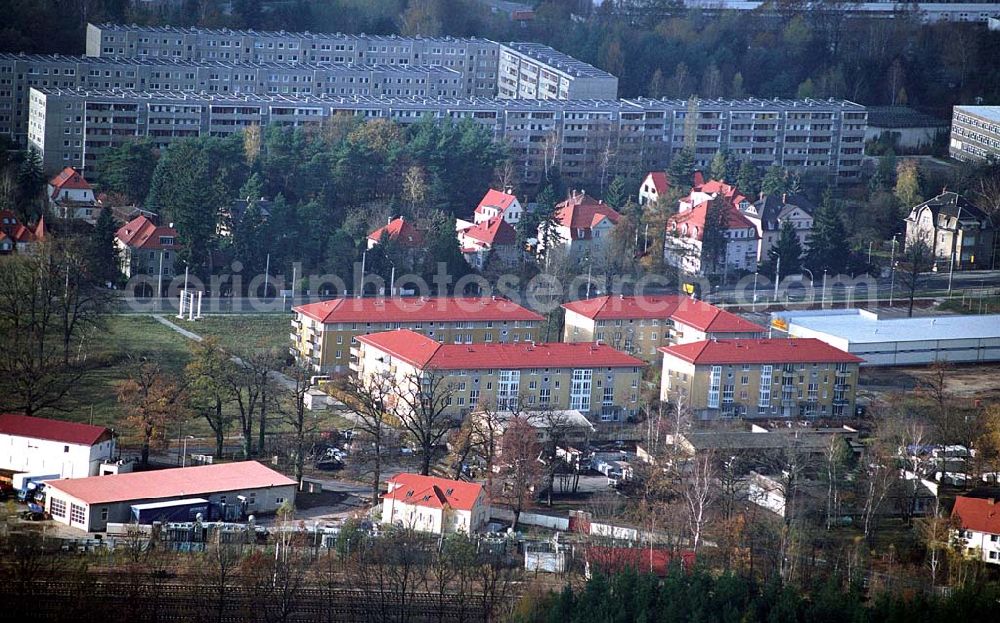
[367,216,424,250]
[539,190,621,261]
[638,171,669,206]
[115,215,180,280]
[474,188,523,225]
[665,197,759,274]
[741,192,815,263]
[47,167,98,222]
[904,192,995,271]
[953,495,1000,565]
[458,216,519,269]
[381,473,489,534]
[0,210,47,254]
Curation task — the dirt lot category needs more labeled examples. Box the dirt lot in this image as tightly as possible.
[860,362,1000,404]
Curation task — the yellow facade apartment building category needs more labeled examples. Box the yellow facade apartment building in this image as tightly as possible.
[290,297,544,373]
[562,295,765,361]
[352,329,645,422]
[659,338,863,419]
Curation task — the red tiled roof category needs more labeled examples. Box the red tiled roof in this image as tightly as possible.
[48,167,93,195]
[463,216,516,246]
[953,496,1000,534]
[384,473,484,512]
[293,296,544,324]
[555,193,621,238]
[358,329,644,370]
[46,461,296,505]
[659,338,863,365]
[0,414,111,446]
[368,217,423,246]
[475,188,518,216]
[645,172,669,194]
[691,177,747,208]
[667,199,757,241]
[115,215,179,250]
[669,298,765,333]
[563,295,685,320]
[587,546,695,577]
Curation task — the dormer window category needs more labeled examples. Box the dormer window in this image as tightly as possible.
[159,236,174,246]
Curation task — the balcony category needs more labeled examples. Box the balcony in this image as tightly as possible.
[289,332,298,344]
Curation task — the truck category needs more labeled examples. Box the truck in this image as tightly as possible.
[130,498,211,524]
[13,472,59,503]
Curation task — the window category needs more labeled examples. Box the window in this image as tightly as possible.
[497,369,520,409]
[570,369,592,411]
[759,365,772,408]
[70,503,85,525]
[50,498,66,518]
[64,445,70,453]
[539,388,551,404]
[101,508,108,521]
[603,386,614,405]
[708,365,722,408]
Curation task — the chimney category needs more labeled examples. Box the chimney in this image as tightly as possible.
[782,192,787,204]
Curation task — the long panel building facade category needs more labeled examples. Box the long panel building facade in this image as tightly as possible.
[28,87,867,183]
[0,53,464,144]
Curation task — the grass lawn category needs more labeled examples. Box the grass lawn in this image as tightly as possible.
[189,314,292,353]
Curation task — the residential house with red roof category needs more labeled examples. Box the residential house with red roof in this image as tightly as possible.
[474,187,523,225]
[47,167,99,222]
[665,178,759,274]
[114,215,180,279]
[562,295,765,360]
[0,210,47,254]
[953,496,1000,565]
[539,189,621,262]
[44,461,297,532]
[352,328,644,421]
[291,296,544,373]
[367,216,424,250]
[659,338,862,419]
[638,171,669,206]
[0,413,115,478]
[458,216,519,269]
[381,473,489,534]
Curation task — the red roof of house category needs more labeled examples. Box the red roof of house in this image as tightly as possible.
[667,199,757,241]
[293,296,543,325]
[48,167,93,197]
[644,171,669,194]
[953,496,1000,534]
[368,217,423,246]
[475,188,518,216]
[463,216,516,246]
[691,177,747,208]
[384,473,484,512]
[561,296,764,334]
[46,461,296,505]
[0,210,41,243]
[659,338,863,365]
[0,414,111,446]
[587,546,695,577]
[357,329,644,370]
[563,295,685,320]
[115,215,179,250]
[669,298,765,333]
[555,192,621,239]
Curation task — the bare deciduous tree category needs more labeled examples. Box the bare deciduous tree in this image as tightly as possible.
[683,453,715,552]
[340,372,396,501]
[395,369,456,476]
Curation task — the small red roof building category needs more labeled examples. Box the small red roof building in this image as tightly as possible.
[293,296,543,325]
[48,167,93,199]
[0,413,112,446]
[384,473,484,512]
[669,297,765,333]
[0,210,48,252]
[368,216,423,248]
[660,338,864,365]
[45,461,296,505]
[475,188,518,217]
[562,295,765,334]
[953,496,1000,535]
[554,191,621,239]
[115,215,179,250]
[462,216,517,247]
[357,329,645,370]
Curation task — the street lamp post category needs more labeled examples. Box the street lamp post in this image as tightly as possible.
[182,435,194,467]
[948,250,955,296]
[889,235,898,307]
[752,271,759,312]
[822,270,827,307]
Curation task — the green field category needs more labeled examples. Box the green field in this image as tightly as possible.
[189,314,292,353]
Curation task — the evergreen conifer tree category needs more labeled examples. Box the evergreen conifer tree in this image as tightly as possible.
[805,201,849,275]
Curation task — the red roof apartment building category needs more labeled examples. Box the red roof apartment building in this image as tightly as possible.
[381,473,488,534]
[352,329,645,421]
[659,338,863,419]
[562,295,765,360]
[44,461,297,532]
[291,296,545,373]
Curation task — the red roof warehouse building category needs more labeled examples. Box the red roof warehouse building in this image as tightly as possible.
[352,329,645,421]
[44,461,297,532]
[562,295,765,360]
[659,338,863,419]
[0,413,115,478]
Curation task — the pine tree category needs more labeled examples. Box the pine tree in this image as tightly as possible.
[761,165,787,196]
[88,207,121,286]
[761,220,803,276]
[710,150,736,182]
[805,201,849,275]
[736,160,761,198]
[668,147,696,187]
[16,149,44,221]
[700,199,729,275]
[604,175,628,209]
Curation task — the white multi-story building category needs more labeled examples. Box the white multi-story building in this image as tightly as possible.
[680,1,1000,23]
[0,413,115,478]
[497,42,618,100]
[953,495,1000,565]
[381,473,489,534]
